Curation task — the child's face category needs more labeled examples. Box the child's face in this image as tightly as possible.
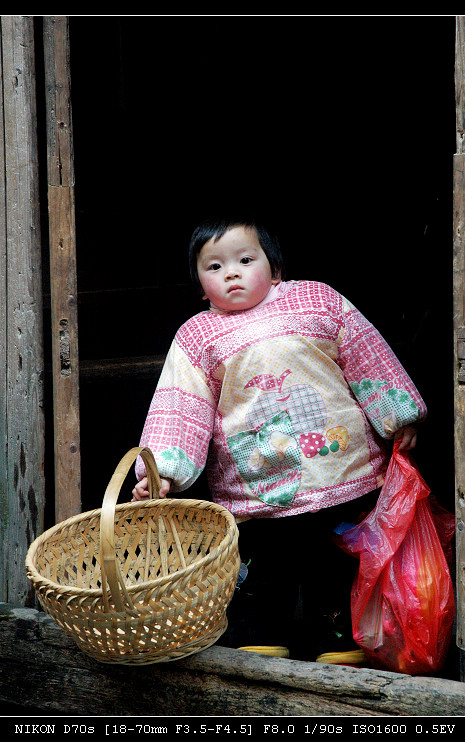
[196,226,280,311]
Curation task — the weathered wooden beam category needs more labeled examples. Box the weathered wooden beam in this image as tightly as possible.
[43,16,81,523]
[457,16,465,157]
[79,355,165,381]
[0,16,45,606]
[0,20,7,603]
[0,605,464,717]
[454,16,465,680]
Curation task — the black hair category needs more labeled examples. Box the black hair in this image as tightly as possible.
[188,216,285,293]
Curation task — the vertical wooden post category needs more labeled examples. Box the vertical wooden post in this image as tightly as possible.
[454,15,465,682]
[43,16,81,523]
[0,22,6,600]
[0,16,45,605]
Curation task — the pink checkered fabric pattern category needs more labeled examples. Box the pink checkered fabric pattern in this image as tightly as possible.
[136,387,215,483]
[175,282,344,384]
[339,301,426,413]
[136,281,427,517]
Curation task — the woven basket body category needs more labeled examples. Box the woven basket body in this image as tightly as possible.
[25,448,240,665]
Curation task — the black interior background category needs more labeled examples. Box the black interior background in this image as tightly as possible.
[40,16,456,521]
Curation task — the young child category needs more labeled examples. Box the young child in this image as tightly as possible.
[132,216,425,661]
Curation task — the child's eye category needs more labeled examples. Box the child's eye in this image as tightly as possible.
[207,263,221,271]
[240,257,253,264]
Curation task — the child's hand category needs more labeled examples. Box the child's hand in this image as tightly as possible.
[394,425,417,451]
[158,478,172,497]
[132,477,149,501]
[131,476,172,501]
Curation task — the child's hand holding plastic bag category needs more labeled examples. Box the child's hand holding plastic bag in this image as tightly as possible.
[335,441,455,675]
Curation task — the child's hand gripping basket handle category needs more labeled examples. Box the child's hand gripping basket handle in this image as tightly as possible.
[99,446,162,613]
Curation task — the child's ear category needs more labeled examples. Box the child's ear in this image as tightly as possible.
[202,294,208,300]
[271,273,281,285]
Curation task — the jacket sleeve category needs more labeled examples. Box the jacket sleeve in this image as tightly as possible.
[337,295,427,438]
[135,336,217,491]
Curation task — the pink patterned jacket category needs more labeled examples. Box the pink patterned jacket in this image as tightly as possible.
[136,281,426,520]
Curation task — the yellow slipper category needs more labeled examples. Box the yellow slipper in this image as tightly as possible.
[316,648,367,666]
[238,645,290,658]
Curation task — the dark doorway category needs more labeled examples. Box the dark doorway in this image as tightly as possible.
[61,16,455,516]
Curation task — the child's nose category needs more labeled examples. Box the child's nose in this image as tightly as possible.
[225,265,241,279]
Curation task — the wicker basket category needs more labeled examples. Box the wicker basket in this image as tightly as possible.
[25,447,240,665]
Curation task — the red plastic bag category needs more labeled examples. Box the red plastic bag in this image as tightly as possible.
[335,441,455,675]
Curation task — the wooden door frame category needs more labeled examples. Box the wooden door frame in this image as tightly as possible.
[43,16,81,524]
[1,17,464,685]
[0,15,45,606]
[0,14,80,605]
[454,14,465,681]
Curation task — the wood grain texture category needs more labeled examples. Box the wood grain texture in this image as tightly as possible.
[455,18,465,664]
[0,15,45,605]
[0,606,464,717]
[43,16,81,522]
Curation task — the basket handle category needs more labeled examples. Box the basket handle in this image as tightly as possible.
[100,446,162,613]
